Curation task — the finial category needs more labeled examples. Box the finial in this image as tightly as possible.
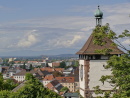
[98,5,100,9]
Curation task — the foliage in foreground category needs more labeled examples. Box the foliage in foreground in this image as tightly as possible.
[92,24,130,98]
[0,73,62,98]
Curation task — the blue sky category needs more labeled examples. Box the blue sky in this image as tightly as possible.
[0,0,129,56]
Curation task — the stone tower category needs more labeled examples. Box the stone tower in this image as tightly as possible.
[76,6,123,98]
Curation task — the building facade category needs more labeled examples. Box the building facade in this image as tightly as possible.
[56,77,75,92]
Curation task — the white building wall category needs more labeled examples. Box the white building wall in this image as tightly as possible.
[89,60,113,97]
[79,60,85,97]
[14,76,25,82]
[43,81,50,86]
[48,63,53,67]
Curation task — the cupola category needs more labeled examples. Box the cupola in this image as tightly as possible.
[95,6,103,18]
[95,6,103,26]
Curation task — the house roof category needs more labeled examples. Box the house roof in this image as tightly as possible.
[37,67,54,72]
[55,77,75,83]
[69,68,79,82]
[1,66,9,74]
[43,74,55,81]
[14,69,45,79]
[13,70,27,76]
[54,68,64,72]
[76,34,124,55]
[46,80,63,91]
[34,67,64,73]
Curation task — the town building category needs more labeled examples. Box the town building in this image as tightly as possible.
[48,61,61,67]
[2,67,22,79]
[42,74,55,86]
[55,77,75,92]
[13,69,50,82]
[76,6,124,97]
[45,79,63,94]
[34,67,64,73]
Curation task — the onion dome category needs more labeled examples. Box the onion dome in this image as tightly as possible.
[94,6,103,19]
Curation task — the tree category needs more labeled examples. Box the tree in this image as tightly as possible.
[0,73,62,98]
[22,62,26,69]
[29,64,33,70]
[60,87,69,92]
[13,73,62,98]
[59,61,66,68]
[0,73,18,91]
[92,24,130,97]
[74,61,79,67]
[25,73,34,80]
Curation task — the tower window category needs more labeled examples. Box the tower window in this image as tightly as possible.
[95,55,101,60]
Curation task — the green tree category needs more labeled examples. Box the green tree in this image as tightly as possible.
[0,73,4,90]
[0,73,18,90]
[74,61,79,67]
[22,62,26,69]
[60,87,69,92]
[0,73,62,98]
[92,24,130,97]
[30,64,33,70]
[25,73,34,80]
[13,73,62,98]
[59,61,66,68]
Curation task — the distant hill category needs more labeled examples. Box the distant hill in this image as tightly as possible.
[1,54,78,60]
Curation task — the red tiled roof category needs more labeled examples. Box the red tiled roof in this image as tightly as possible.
[55,77,75,83]
[54,68,64,72]
[76,33,124,55]
[46,82,53,89]
[43,74,55,81]
[46,80,59,89]
[34,67,64,72]
[39,67,54,72]
[52,62,60,67]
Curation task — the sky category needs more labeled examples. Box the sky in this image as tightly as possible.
[0,0,129,56]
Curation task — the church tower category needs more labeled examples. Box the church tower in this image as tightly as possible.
[76,6,124,98]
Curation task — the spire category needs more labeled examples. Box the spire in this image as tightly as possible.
[94,6,103,26]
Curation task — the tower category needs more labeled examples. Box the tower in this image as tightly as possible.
[76,6,124,98]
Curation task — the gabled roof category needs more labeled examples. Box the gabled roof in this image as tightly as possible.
[43,74,55,81]
[54,68,64,72]
[56,77,75,83]
[76,33,124,55]
[46,80,63,91]
[34,67,64,72]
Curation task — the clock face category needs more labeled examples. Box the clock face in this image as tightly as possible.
[80,65,83,81]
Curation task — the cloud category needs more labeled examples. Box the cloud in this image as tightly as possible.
[46,34,82,49]
[0,3,130,55]
[122,39,130,45]
[17,30,38,48]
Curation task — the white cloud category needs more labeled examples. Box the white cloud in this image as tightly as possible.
[122,39,130,45]
[47,34,82,49]
[17,30,38,48]
[68,35,82,46]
